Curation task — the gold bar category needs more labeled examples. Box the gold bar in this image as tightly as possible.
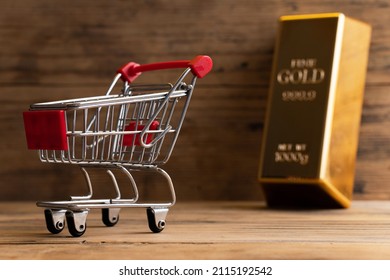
[258,13,371,208]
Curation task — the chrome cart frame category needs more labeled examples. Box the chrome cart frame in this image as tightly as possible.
[23,55,212,237]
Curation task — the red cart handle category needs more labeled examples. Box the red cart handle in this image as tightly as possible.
[117,55,212,83]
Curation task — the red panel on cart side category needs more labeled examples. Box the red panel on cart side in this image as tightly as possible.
[123,121,160,146]
[23,110,68,150]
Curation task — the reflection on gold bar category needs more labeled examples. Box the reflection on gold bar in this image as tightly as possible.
[258,13,371,208]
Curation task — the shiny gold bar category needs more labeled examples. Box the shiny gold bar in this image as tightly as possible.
[258,13,371,208]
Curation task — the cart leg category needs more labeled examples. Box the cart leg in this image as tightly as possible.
[44,209,66,234]
[101,169,122,227]
[118,165,139,202]
[155,167,176,206]
[146,208,169,233]
[70,167,93,200]
[66,210,88,237]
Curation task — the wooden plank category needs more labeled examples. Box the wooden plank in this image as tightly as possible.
[1,0,390,201]
[3,243,390,260]
[1,201,390,259]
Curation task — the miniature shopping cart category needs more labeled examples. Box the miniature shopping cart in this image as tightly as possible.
[23,55,212,237]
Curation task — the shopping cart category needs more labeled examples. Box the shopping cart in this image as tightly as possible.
[23,55,212,237]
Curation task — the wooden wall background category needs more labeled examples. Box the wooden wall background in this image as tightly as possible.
[1,0,390,201]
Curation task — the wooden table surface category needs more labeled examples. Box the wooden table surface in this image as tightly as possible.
[1,200,390,260]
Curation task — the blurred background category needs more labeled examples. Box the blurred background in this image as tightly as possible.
[1,0,389,202]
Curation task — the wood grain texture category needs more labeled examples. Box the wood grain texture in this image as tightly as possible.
[1,201,390,259]
[1,0,390,201]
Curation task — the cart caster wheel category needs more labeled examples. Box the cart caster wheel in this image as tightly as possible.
[146,208,169,233]
[66,210,88,237]
[102,208,120,227]
[44,209,66,234]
